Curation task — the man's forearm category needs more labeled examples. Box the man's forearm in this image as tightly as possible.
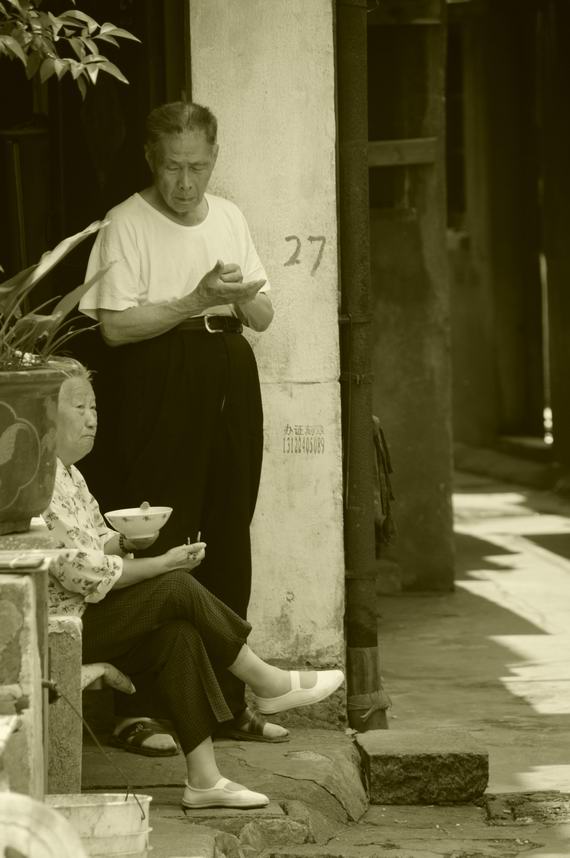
[234,294,274,332]
[99,294,206,346]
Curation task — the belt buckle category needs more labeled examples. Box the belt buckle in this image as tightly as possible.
[204,315,223,334]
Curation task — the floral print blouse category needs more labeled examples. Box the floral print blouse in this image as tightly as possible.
[43,459,123,617]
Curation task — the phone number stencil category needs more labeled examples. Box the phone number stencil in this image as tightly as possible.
[282,423,325,455]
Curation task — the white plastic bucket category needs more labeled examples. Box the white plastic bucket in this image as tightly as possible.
[46,793,152,856]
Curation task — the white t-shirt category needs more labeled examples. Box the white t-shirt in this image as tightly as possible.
[80,192,270,321]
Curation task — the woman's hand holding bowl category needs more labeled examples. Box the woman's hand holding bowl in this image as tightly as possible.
[126,533,160,550]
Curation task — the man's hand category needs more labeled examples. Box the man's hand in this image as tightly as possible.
[191,259,265,309]
[218,262,244,284]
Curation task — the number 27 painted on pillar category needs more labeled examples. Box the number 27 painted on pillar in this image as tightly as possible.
[284,235,326,275]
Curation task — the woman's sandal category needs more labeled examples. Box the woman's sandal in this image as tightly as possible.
[216,707,290,743]
[109,718,180,757]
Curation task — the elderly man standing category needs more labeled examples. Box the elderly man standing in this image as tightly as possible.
[79,101,282,745]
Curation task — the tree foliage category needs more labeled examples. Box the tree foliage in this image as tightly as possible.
[0,0,138,98]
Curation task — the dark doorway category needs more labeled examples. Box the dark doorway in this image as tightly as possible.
[0,0,189,308]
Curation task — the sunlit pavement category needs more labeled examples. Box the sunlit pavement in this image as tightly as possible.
[379,470,570,795]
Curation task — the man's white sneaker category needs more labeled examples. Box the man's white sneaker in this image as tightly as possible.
[254,669,344,715]
[182,777,269,809]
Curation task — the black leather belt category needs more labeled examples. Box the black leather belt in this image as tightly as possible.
[178,315,243,334]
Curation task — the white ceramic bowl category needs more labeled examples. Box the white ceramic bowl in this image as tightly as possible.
[104,506,172,538]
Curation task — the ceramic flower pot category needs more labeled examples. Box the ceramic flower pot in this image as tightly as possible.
[0,364,67,535]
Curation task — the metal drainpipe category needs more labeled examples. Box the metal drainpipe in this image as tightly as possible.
[336,0,389,731]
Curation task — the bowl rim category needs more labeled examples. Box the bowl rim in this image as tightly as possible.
[104,506,173,518]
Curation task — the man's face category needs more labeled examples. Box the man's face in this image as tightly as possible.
[56,377,97,467]
[148,130,218,222]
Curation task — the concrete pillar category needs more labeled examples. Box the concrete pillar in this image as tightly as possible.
[190,2,344,667]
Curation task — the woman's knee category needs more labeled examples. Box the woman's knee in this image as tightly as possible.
[151,617,202,650]
[154,569,205,606]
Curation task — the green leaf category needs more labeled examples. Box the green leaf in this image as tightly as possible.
[38,263,113,356]
[51,262,114,324]
[69,58,82,79]
[24,48,41,77]
[39,55,55,83]
[99,58,128,84]
[77,74,87,99]
[36,11,52,31]
[37,318,98,359]
[9,312,62,352]
[99,24,140,42]
[0,34,26,63]
[96,33,118,47]
[0,264,38,308]
[0,220,109,316]
[53,56,66,79]
[4,0,27,14]
[68,36,84,59]
[31,221,109,286]
[47,10,62,32]
[79,35,96,53]
[85,62,98,84]
[59,8,98,33]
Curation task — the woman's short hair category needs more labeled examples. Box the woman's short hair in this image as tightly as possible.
[58,358,92,382]
[145,101,218,163]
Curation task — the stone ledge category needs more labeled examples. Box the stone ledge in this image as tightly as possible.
[355,729,489,805]
[48,615,82,639]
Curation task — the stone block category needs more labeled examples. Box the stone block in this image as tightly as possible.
[355,729,489,805]
[0,714,19,791]
[0,574,43,798]
[47,615,82,794]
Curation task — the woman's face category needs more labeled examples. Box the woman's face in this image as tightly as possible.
[56,376,97,467]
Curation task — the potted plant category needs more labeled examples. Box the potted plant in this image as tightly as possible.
[0,222,112,535]
[0,1,136,534]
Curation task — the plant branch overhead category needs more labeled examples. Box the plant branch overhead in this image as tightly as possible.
[0,0,139,98]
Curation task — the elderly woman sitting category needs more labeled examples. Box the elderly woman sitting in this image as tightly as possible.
[44,362,344,809]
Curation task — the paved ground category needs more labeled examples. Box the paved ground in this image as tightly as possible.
[81,468,570,856]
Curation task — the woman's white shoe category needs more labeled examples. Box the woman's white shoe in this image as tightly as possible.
[254,669,344,715]
[182,777,269,809]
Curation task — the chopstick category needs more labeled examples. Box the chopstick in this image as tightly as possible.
[187,530,201,546]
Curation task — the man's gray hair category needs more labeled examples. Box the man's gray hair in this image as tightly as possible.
[145,101,218,161]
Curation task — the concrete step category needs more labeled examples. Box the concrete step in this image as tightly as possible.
[148,797,570,858]
[355,729,489,805]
